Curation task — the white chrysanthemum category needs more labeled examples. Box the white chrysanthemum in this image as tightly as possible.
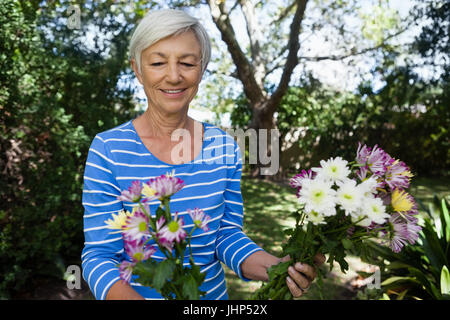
[364,197,389,224]
[351,214,372,227]
[351,196,389,227]
[312,157,350,183]
[335,179,363,215]
[306,210,326,225]
[357,176,379,197]
[298,178,337,216]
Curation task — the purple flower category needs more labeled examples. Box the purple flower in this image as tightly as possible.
[119,236,156,282]
[356,143,393,176]
[124,236,156,262]
[145,174,185,200]
[368,145,391,175]
[118,180,143,203]
[122,208,150,241]
[384,160,412,191]
[157,212,187,244]
[356,142,372,165]
[188,208,211,232]
[388,213,421,253]
[153,216,174,253]
[119,260,135,283]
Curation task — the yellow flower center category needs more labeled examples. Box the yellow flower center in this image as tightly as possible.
[138,221,147,232]
[133,252,144,261]
[168,220,179,233]
[391,189,414,213]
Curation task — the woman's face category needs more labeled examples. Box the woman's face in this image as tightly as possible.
[133,30,203,116]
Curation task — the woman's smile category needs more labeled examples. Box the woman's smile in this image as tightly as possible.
[159,88,187,97]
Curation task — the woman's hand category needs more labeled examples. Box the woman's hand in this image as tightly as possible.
[282,253,326,298]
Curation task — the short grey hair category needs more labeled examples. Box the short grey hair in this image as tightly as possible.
[129,9,211,74]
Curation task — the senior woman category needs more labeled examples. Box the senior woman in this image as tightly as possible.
[81,9,324,300]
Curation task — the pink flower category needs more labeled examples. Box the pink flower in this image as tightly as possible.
[119,260,135,283]
[119,237,157,283]
[118,180,143,203]
[157,212,187,244]
[290,169,315,192]
[122,208,150,241]
[188,208,211,232]
[145,174,185,200]
[153,216,174,253]
[124,236,156,262]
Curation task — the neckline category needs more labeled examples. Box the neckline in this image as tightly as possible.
[129,119,207,167]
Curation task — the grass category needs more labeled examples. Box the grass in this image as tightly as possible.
[223,174,450,300]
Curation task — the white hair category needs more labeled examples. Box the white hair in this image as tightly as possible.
[129,9,211,74]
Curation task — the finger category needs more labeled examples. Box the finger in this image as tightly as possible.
[286,276,303,298]
[294,262,317,281]
[313,253,326,266]
[288,266,310,290]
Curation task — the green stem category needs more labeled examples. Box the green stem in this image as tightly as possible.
[163,198,171,221]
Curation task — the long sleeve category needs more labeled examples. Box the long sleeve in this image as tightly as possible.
[81,134,124,300]
[215,142,263,280]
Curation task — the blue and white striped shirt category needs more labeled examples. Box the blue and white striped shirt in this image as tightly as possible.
[81,120,263,300]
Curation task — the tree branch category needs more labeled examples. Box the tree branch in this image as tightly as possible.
[207,0,265,106]
[298,27,409,62]
[265,0,308,116]
[239,0,266,88]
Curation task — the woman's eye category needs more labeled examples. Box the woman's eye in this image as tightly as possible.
[150,62,164,66]
[181,62,195,67]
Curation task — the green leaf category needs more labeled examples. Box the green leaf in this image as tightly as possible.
[267,261,290,281]
[153,259,176,291]
[341,238,353,250]
[440,265,450,295]
[421,219,447,271]
[156,207,165,221]
[133,260,158,287]
[381,293,391,300]
[381,276,418,286]
[385,261,411,269]
[441,199,450,243]
[182,274,200,300]
[396,289,408,300]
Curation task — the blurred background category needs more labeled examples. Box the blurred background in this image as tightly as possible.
[0,0,448,300]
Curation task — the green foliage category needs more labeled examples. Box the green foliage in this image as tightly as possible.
[133,253,206,300]
[231,70,449,177]
[229,1,449,178]
[252,207,368,300]
[0,0,143,298]
[363,197,450,300]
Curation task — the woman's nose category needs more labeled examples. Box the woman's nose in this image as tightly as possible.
[166,63,182,83]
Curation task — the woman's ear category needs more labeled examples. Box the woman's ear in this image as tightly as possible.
[130,58,144,84]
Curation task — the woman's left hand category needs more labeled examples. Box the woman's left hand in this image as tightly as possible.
[283,253,326,298]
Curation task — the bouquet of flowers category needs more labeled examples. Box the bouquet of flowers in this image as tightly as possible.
[104,171,210,300]
[252,143,422,300]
